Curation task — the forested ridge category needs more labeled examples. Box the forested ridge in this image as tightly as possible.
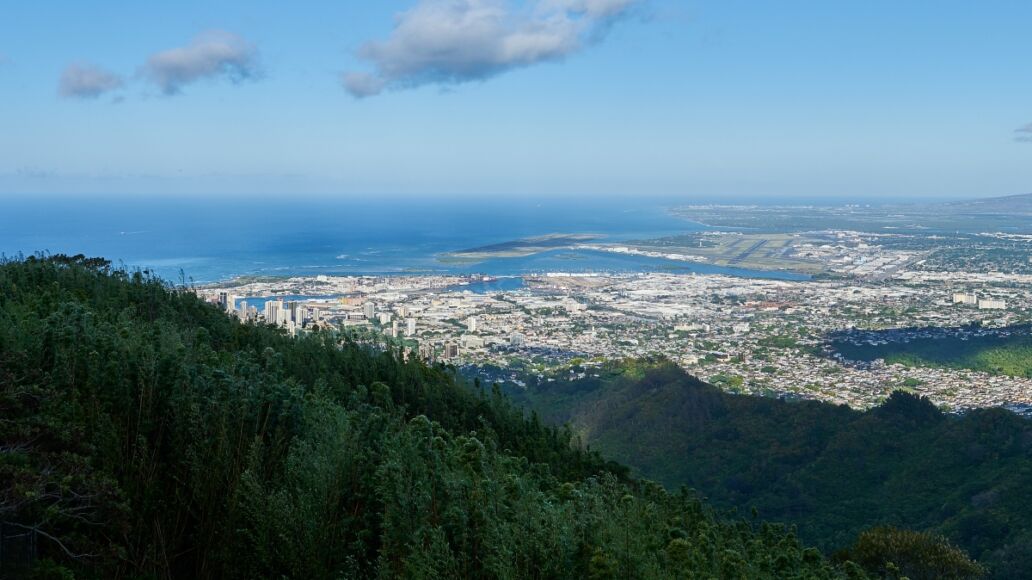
[831,327,1032,378]
[0,255,891,579]
[507,360,1032,579]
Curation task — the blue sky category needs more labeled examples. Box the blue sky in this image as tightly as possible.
[1,0,1031,199]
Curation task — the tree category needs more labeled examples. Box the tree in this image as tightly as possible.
[836,527,986,580]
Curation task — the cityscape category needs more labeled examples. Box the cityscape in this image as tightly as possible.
[6,0,1032,577]
[203,224,1032,415]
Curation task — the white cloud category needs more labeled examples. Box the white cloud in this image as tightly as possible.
[142,30,259,95]
[541,0,638,18]
[343,0,639,97]
[58,63,124,99]
[1016,123,1032,143]
[343,72,389,98]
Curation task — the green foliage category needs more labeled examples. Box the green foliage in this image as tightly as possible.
[758,335,801,349]
[509,360,1029,578]
[835,527,986,580]
[833,328,1032,378]
[0,256,848,579]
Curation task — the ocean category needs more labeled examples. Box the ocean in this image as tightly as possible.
[1,194,809,283]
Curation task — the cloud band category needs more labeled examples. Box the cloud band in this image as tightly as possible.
[343,0,639,97]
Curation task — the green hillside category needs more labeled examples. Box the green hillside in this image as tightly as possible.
[832,328,1032,378]
[0,256,863,579]
[507,360,1032,578]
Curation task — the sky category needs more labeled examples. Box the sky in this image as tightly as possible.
[1,0,1031,200]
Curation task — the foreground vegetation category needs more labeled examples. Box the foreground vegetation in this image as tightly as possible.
[507,360,1032,578]
[0,255,884,578]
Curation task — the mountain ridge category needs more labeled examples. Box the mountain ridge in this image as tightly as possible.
[507,360,1032,578]
[945,192,1032,213]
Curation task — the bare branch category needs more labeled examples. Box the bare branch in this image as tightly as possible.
[2,521,98,560]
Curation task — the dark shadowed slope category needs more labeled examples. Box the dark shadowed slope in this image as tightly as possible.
[508,360,1032,578]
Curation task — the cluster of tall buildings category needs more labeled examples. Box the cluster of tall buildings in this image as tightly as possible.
[215,292,326,333]
[211,287,527,364]
[217,292,254,320]
[378,316,417,339]
[262,300,317,328]
[952,292,1007,310]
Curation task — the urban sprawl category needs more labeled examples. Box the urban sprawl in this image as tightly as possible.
[202,232,1032,415]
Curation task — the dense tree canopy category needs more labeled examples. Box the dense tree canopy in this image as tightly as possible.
[834,527,987,580]
[0,256,859,578]
[508,360,1028,578]
[832,327,1032,378]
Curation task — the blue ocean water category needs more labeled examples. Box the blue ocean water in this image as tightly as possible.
[0,195,807,283]
[445,277,528,294]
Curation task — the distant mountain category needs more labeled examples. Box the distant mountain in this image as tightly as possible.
[508,360,1032,579]
[946,192,1032,215]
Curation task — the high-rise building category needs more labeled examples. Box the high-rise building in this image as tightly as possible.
[290,301,310,325]
[467,316,478,333]
[363,302,376,319]
[406,318,417,336]
[227,295,239,315]
[443,343,459,359]
[953,293,978,305]
[390,320,399,338]
[287,302,307,325]
[510,333,525,347]
[218,291,229,310]
[264,300,283,325]
[418,343,435,362]
[238,300,248,320]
